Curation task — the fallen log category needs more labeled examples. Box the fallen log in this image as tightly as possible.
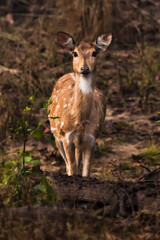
[46,172,160,217]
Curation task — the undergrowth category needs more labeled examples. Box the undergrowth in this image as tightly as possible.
[0,91,56,206]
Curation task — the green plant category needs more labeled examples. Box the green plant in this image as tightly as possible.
[0,91,57,206]
[9,89,56,158]
[142,144,160,165]
[0,152,57,206]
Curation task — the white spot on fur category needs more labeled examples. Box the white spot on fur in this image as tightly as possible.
[65,132,71,145]
[51,127,56,131]
[79,75,92,94]
[70,73,75,81]
[64,104,67,108]
[61,122,64,128]
[71,109,75,114]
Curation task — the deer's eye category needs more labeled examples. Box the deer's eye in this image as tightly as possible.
[73,52,78,57]
[92,51,97,57]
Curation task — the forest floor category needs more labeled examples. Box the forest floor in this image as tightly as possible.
[1,95,160,240]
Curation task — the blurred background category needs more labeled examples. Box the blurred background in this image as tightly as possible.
[0,0,160,177]
[0,1,160,238]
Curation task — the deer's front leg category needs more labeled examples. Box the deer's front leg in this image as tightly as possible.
[55,138,70,174]
[63,140,76,176]
[82,135,95,177]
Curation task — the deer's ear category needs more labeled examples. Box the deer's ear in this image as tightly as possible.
[94,33,112,51]
[57,32,75,52]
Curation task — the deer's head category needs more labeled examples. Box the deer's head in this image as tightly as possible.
[57,32,112,76]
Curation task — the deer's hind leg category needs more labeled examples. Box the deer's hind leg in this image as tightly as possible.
[75,147,82,175]
[82,135,95,177]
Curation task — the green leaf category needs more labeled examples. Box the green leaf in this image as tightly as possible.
[17,150,32,156]
[24,156,32,163]
[24,106,31,112]
[34,130,44,139]
[96,216,102,220]
[43,103,48,109]
[27,128,33,133]
[48,97,52,105]
[37,121,44,129]
[46,183,57,202]
[30,160,41,166]
[17,126,23,131]
[29,96,34,103]
[16,149,24,154]
[49,116,60,119]
[34,183,46,193]
[4,197,11,205]
[44,133,55,148]
[4,160,17,168]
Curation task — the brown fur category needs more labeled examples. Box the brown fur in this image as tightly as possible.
[48,32,111,176]
[48,73,105,137]
[73,42,97,74]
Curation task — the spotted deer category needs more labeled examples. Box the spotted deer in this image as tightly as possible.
[48,32,112,176]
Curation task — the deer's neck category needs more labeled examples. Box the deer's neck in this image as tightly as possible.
[72,73,94,125]
[78,74,93,94]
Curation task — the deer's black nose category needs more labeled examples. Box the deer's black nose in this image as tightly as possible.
[81,66,90,75]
